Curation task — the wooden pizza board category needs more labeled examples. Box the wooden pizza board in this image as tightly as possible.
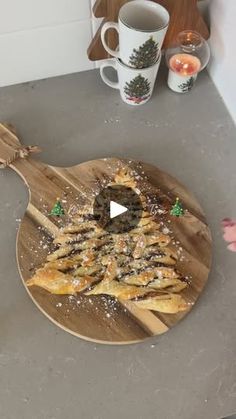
[0,123,212,345]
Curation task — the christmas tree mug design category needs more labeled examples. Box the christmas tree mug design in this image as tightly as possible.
[101,0,169,68]
[168,72,198,93]
[100,56,161,106]
[129,37,159,70]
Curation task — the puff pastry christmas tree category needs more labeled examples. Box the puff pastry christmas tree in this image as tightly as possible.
[27,168,187,314]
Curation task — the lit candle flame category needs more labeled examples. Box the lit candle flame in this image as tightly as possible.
[169,53,201,76]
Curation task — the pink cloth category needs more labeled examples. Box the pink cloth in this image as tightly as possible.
[222,218,236,252]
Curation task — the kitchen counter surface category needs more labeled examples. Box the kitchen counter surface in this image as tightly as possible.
[0,64,236,419]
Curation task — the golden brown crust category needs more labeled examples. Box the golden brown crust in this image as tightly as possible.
[114,167,137,188]
[47,245,73,262]
[85,279,150,300]
[132,234,146,259]
[26,269,97,295]
[133,294,188,313]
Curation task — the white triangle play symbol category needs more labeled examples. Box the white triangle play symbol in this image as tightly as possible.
[110,201,128,219]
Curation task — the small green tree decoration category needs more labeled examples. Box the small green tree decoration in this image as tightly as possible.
[178,77,195,93]
[50,199,65,217]
[124,74,151,104]
[129,37,159,69]
[170,198,184,217]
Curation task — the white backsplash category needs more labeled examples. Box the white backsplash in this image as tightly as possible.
[0,0,100,87]
[207,0,236,124]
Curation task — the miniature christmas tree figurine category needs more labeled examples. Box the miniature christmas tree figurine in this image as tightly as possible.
[124,74,151,104]
[170,198,185,217]
[178,77,195,93]
[50,199,65,217]
[129,37,159,69]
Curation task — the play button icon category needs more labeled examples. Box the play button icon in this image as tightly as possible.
[93,184,143,234]
[110,201,128,219]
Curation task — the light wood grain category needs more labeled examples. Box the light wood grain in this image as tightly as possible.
[0,123,212,344]
[87,0,209,61]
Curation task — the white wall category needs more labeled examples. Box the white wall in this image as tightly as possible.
[0,0,100,87]
[207,0,236,123]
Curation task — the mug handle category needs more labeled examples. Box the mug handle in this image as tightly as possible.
[101,22,120,58]
[100,60,119,89]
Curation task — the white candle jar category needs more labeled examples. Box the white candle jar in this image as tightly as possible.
[165,31,210,93]
[167,70,198,93]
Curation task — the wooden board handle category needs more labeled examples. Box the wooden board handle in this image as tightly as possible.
[0,123,41,169]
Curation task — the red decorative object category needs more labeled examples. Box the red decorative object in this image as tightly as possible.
[221,218,236,252]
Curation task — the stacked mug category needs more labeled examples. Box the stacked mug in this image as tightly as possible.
[100,0,169,106]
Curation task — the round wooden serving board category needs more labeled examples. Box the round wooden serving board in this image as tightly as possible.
[0,124,212,345]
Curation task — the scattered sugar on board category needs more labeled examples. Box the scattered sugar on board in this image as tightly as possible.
[162,226,171,235]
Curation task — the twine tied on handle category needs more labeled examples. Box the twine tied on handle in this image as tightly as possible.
[0,144,41,169]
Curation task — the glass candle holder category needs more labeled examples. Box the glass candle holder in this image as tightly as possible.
[165,30,210,93]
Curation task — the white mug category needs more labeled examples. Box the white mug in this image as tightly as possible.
[101,0,169,69]
[100,55,161,105]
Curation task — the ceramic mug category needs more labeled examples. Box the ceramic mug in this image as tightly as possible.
[101,0,169,69]
[100,55,161,105]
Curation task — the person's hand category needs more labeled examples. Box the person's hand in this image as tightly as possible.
[222,218,236,252]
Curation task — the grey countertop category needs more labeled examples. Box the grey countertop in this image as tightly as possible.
[0,64,236,419]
